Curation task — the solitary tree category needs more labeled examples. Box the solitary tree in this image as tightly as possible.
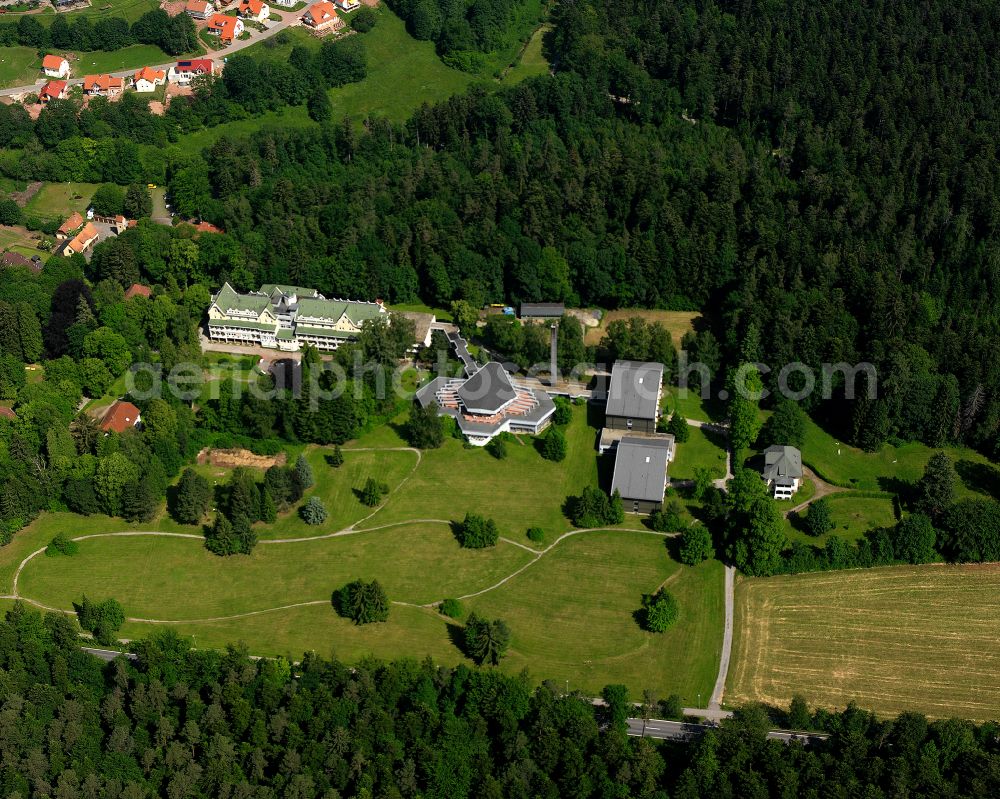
[463,612,510,665]
[337,579,389,624]
[327,445,344,467]
[542,427,567,462]
[360,477,388,507]
[678,524,714,564]
[456,513,499,548]
[667,412,690,443]
[487,435,508,460]
[804,498,834,536]
[294,454,314,492]
[300,496,328,525]
[640,589,679,632]
[915,452,956,521]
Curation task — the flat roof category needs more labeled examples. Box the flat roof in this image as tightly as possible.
[610,436,671,503]
[520,302,565,318]
[606,360,664,421]
[457,361,517,415]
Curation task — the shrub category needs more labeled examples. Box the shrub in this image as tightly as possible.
[439,598,463,618]
[640,589,679,632]
[526,526,544,543]
[667,412,690,442]
[45,533,78,557]
[542,427,567,461]
[805,498,834,536]
[487,435,507,460]
[300,496,328,525]
[456,512,499,548]
[351,5,377,32]
[553,396,572,426]
[649,500,684,532]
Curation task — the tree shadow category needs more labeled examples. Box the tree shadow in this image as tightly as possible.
[877,476,912,503]
[702,425,729,451]
[597,452,616,493]
[586,399,605,430]
[787,510,809,533]
[955,459,1000,499]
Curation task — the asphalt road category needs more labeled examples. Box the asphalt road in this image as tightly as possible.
[0,9,302,97]
[82,646,136,662]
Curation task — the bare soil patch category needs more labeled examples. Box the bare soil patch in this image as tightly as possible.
[196,448,287,469]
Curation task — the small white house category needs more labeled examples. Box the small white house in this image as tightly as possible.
[41,55,69,79]
[168,59,216,85]
[239,0,270,22]
[133,67,166,93]
[762,445,803,499]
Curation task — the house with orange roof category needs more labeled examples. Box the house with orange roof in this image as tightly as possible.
[39,80,67,104]
[302,0,343,30]
[185,0,213,18]
[100,400,142,434]
[239,0,270,22]
[56,212,83,240]
[82,74,124,98]
[206,13,244,42]
[125,283,152,300]
[41,55,69,79]
[63,222,100,257]
[168,59,217,85]
[132,66,166,93]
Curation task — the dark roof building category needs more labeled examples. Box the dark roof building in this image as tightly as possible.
[2,252,40,272]
[605,360,664,433]
[762,446,803,498]
[520,302,565,320]
[416,362,555,446]
[610,436,674,513]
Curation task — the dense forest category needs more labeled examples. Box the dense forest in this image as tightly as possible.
[1,602,1000,798]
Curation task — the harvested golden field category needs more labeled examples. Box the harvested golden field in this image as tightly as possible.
[728,564,1000,721]
[585,310,699,349]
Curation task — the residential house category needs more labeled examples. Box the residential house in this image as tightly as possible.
[762,445,803,499]
[271,0,295,6]
[604,360,664,434]
[239,0,270,22]
[519,302,565,320]
[302,1,344,30]
[82,74,124,97]
[100,400,142,434]
[56,212,83,240]
[415,360,556,446]
[610,436,675,513]
[132,66,166,93]
[125,283,152,300]
[207,13,244,42]
[41,55,69,79]
[206,282,389,351]
[39,80,67,104]
[185,0,213,18]
[63,222,100,256]
[335,0,359,11]
[168,59,216,84]
[0,407,16,421]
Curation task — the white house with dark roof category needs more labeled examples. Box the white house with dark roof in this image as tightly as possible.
[610,436,674,513]
[415,361,555,446]
[206,283,388,351]
[762,445,803,499]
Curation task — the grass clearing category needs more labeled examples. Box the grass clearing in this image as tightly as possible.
[669,426,728,481]
[0,47,43,88]
[729,564,1000,720]
[500,22,551,84]
[585,309,700,350]
[18,524,536,618]
[783,493,897,546]
[23,182,100,221]
[468,532,725,700]
[359,405,599,538]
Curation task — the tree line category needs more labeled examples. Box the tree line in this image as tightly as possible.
[1,603,999,798]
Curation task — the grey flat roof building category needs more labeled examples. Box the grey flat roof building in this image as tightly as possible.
[762,445,803,482]
[606,360,664,421]
[610,436,673,503]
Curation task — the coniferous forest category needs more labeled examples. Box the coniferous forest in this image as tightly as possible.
[1,603,999,799]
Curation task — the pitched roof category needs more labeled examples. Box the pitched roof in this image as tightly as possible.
[207,13,239,38]
[125,283,152,299]
[0,407,15,420]
[174,59,215,74]
[185,0,211,10]
[240,0,265,13]
[457,361,517,415]
[83,74,123,92]
[194,220,223,233]
[610,436,673,503]
[1,251,34,269]
[58,211,83,234]
[606,360,664,420]
[101,400,141,433]
[133,66,165,83]
[305,0,338,22]
[211,283,270,315]
[41,55,67,70]
[40,80,67,99]
[66,222,100,253]
[762,445,803,482]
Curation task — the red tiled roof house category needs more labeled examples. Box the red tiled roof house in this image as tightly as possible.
[42,55,69,79]
[302,1,343,30]
[100,400,142,434]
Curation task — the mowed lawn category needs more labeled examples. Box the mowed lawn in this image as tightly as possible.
[18,524,535,618]
[23,182,100,220]
[468,531,725,700]
[669,426,728,481]
[729,564,1000,720]
[784,493,897,546]
[356,405,599,538]
[259,447,419,539]
[0,47,43,88]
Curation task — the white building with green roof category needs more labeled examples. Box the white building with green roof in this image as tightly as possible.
[207,282,387,352]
